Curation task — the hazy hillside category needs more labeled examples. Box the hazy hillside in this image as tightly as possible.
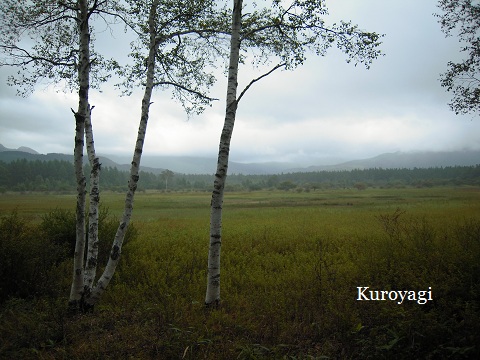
[103,154,297,175]
[297,150,480,172]
[82,150,480,174]
[1,144,480,175]
[0,150,73,163]
[0,147,166,174]
[0,144,39,154]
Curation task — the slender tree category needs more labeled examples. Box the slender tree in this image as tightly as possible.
[70,0,97,311]
[83,0,161,306]
[161,169,175,191]
[436,0,480,115]
[205,0,383,307]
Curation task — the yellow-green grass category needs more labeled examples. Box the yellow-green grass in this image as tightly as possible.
[2,186,479,220]
[1,186,480,359]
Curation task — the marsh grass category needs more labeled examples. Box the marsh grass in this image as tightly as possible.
[1,187,479,358]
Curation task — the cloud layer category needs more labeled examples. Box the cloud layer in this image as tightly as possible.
[1,0,478,165]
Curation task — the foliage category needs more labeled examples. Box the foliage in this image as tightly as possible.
[239,0,383,73]
[0,159,75,192]
[0,0,117,96]
[116,0,230,115]
[437,0,480,115]
[0,188,479,358]
[160,169,175,191]
[2,158,480,192]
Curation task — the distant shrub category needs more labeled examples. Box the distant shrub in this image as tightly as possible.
[354,182,367,190]
[277,181,297,191]
[0,212,68,302]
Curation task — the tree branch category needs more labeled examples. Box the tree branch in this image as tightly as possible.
[155,28,230,44]
[0,45,76,67]
[152,80,219,101]
[237,63,286,104]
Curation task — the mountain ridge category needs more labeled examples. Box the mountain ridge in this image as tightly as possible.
[1,144,479,175]
[290,150,480,172]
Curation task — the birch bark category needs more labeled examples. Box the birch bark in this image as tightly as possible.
[86,0,160,306]
[205,0,243,307]
[69,0,90,310]
[83,104,100,294]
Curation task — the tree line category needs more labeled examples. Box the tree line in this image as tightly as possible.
[2,158,480,193]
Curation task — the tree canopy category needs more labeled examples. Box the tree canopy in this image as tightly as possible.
[0,0,120,96]
[437,0,480,115]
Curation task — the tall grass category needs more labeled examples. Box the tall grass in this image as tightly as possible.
[0,187,479,358]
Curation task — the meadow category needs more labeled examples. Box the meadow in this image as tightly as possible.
[1,187,479,359]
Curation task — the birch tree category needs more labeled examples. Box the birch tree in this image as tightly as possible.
[205,0,383,307]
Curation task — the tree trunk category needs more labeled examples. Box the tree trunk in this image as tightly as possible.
[205,0,243,307]
[84,104,100,296]
[68,0,90,311]
[85,0,160,306]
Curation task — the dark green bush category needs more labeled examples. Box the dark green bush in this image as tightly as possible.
[0,208,137,304]
[40,206,137,267]
[0,212,68,303]
[40,208,76,253]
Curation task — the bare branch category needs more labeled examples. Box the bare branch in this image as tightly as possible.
[237,62,286,104]
[152,81,219,102]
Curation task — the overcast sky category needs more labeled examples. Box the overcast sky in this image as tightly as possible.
[0,0,478,166]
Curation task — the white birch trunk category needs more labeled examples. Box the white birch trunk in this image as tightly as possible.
[86,0,160,306]
[69,0,90,310]
[84,104,100,294]
[205,0,243,307]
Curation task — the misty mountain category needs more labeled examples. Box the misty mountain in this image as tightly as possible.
[104,154,298,175]
[296,150,480,172]
[0,144,39,154]
[0,150,73,163]
[1,144,479,175]
[100,150,480,174]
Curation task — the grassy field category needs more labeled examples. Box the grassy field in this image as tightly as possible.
[2,186,480,220]
[1,186,480,359]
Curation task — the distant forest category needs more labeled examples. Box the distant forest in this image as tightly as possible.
[1,158,480,193]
